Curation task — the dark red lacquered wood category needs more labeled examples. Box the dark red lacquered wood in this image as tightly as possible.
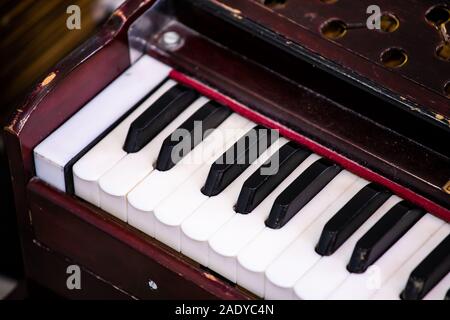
[4,0,249,300]
[28,179,251,300]
[146,8,449,212]
[24,234,133,300]
[4,0,449,300]
[2,0,193,300]
[217,0,450,123]
[145,18,449,216]
[170,70,450,222]
[5,0,155,230]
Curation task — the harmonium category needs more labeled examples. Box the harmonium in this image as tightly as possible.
[4,0,450,300]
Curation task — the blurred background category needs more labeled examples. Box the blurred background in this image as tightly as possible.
[0,0,125,299]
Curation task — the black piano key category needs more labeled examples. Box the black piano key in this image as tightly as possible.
[201,125,277,197]
[123,84,199,153]
[156,101,231,171]
[315,183,391,256]
[235,142,311,214]
[401,234,450,300]
[347,201,425,274]
[445,288,450,300]
[265,158,342,229]
[63,77,170,194]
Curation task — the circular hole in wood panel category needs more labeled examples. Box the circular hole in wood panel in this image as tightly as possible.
[380,13,400,32]
[380,48,408,68]
[444,81,450,97]
[436,43,450,61]
[321,19,347,39]
[425,5,450,27]
[261,0,286,9]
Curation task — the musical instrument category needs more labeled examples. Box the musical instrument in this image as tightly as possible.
[4,0,449,300]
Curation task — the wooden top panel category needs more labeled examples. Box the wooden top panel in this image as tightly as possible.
[214,0,450,125]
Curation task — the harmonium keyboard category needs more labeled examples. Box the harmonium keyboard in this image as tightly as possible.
[4,0,450,300]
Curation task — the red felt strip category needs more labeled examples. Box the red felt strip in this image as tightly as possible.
[170,70,450,222]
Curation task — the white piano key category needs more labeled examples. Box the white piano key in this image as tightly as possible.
[293,195,401,300]
[207,149,317,283]
[180,138,284,267]
[264,176,366,300]
[329,213,444,300]
[236,168,356,298]
[73,80,176,206]
[97,97,207,221]
[424,271,450,300]
[372,224,450,300]
[34,55,170,192]
[128,114,252,239]
[151,119,258,251]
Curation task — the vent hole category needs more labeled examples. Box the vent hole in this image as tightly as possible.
[380,48,408,68]
[425,5,449,27]
[380,13,400,32]
[436,43,450,61]
[321,19,347,39]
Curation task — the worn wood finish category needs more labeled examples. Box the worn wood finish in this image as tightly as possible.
[28,179,251,300]
[215,0,450,124]
[4,0,151,231]
[0,0,117,281]
[3,0,159,299]
[0,0,101,116]
[148,21,450,218]
[4,0,449,300]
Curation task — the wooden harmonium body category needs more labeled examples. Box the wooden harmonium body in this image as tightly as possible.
[4,0,450,300]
